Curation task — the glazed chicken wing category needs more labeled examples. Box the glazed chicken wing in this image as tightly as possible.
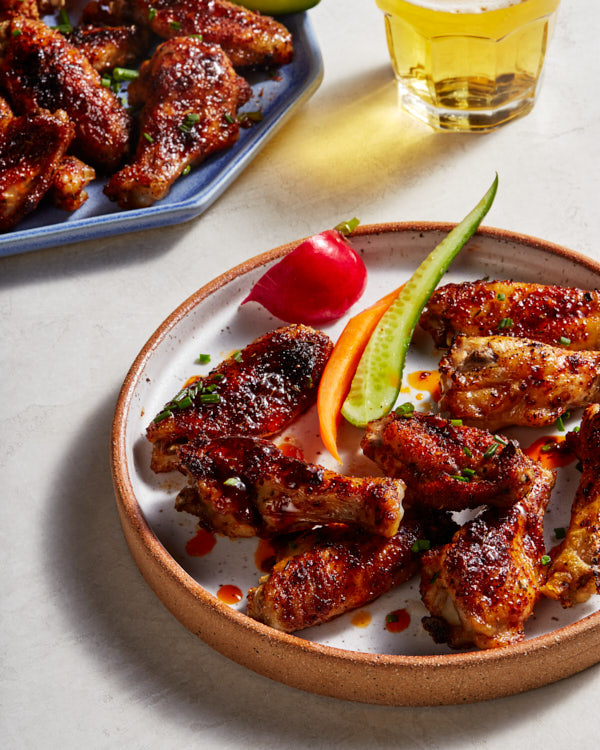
[0,0,39,20]
[439,335,600,431]
[51,155,96,211]
[0,17,131,171]
[104,37,251,209]
[0,103,74,231]
[175,436,405,539]
[361,412,538,511]
[421,280,600,350]
[420,463,555,650]
[542,404,600,606]
[66,24,149,74]
[132,0,293,68]
[146,324,332,473]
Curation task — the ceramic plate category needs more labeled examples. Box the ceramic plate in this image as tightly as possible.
[0,12,322,257]
[111,224,600,705]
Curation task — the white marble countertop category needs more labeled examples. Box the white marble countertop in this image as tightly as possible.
[2,1,599,747]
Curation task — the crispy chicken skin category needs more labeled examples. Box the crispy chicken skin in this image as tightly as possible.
[542,404,600,606]
[175,436,405,538]
[439,335,600,431]
[0,0,39,20]
[51,155,96,211]
[421,281,600,350]
[0,17,132,171]
[132,0,293,68]
[104,38,251,209]
[420,463,555,650]
[361,412,538,511]
[66,24,149,74]
[0,104,74,230]
[147,325,333,473]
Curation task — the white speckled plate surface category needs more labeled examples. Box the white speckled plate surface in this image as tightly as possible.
[111,224,600,705]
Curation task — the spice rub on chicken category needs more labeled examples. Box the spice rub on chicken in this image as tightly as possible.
[361,411,538,511]
[420,280,600,350]
[247,510,458,633]
[147,324,333,472]
[104,37,251,209]
[542,404,600,607]
[420,463,555,650]
[439,335,600,431]
[66,23,149,74]
[175,437,405,538]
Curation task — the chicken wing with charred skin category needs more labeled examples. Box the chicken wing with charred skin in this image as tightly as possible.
[66,24,149,74]
[542,404,600,606]
[104,37,251,209]
[420,463,555,650]
[132,0,293,68]
[420,280,600,350]
[146,324,333,473]
[0,17,131,171]
[175,436,405,539]
[361,411,538,511]
[439,335,600,431]
[247,511,458,633]
[0,102,74,231]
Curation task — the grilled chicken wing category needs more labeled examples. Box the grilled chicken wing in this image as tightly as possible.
[542,404,600,606]
[104,37,251,208]
[0,0,39,20]
[0,17,131,171]
[132,0,293,68]
[362,412,538,511]
[66,24,148,74]
[147,324,332,473]
[247,523,421,632]
[420,463,555,649]
[421,281,600,350]
[175,436,405,538]
[439,335,600,431]
[0,103,74,230]
[51,155,96,211]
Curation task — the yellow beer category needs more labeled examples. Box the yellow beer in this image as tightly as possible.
[375,0,561,131]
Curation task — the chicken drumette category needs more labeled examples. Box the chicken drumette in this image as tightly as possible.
[104,37,251,208]
[66,23,149,74]
[542,404,600,607]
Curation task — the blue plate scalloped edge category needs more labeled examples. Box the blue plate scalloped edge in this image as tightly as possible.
[0,13,322,257]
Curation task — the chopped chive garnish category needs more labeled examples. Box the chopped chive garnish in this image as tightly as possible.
[451,475,469,482]
[386,613,398,623]
[555,411,570,431]
[223,477,245,490]
[231,350,242,362]
[334,217,361,236]
[498,317,514,330]
[554,527,566,540]
[169,20,181,31]
[143,132,154,143]
[483,443,498,458]
[411,539,430,553]
[238,110,263,124]
[11,28,22,37]
[101,76,111,88]
[493,434,508,445]
[462,446,472,457]
[541,555,551,566]
[182,165,191,176]
[57,8,72,33]
[196,353,211,365]
[148,7,157,21]
[212,373,225,381]
[188,34,203,40]
[496,292,506,301]
[541,442,556,453]
[153,409,172,423]
[113,67,139,82]
[180,112,200,132]
[224,112,235,124]
[200,393,220,404]
[395,402,415,418]
[450,419,463,427]
[174,395,193,409]
[559,336,571,346]
[462,468,476,478]
[573,425,580,433]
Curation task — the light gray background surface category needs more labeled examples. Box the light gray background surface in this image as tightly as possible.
[2,1,599,747]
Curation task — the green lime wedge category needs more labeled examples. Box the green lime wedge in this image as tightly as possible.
[341,174,498,428]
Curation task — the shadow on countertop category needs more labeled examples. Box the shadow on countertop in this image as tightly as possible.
[41,392,599,748]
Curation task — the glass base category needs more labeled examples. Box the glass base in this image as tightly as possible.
[398,85,536,133]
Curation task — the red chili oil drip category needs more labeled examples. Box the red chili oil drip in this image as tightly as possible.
[407,370,441,402]
[185,528,216,557]
[277,439,304,460]
[351,610,372,628]
[524,436,576,470]
[255,538,278,572]
[217,585,243,605]
[385,608,411,633]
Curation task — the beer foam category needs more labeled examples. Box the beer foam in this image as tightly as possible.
[404,0,522,12]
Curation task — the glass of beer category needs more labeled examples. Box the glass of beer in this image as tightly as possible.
[374,0,561,132]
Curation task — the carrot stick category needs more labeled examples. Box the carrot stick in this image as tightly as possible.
[317,284,405,462]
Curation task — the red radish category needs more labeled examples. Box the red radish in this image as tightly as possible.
[242,228,367,326]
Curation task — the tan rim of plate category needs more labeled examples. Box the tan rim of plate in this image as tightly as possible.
[111,223,600,706]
